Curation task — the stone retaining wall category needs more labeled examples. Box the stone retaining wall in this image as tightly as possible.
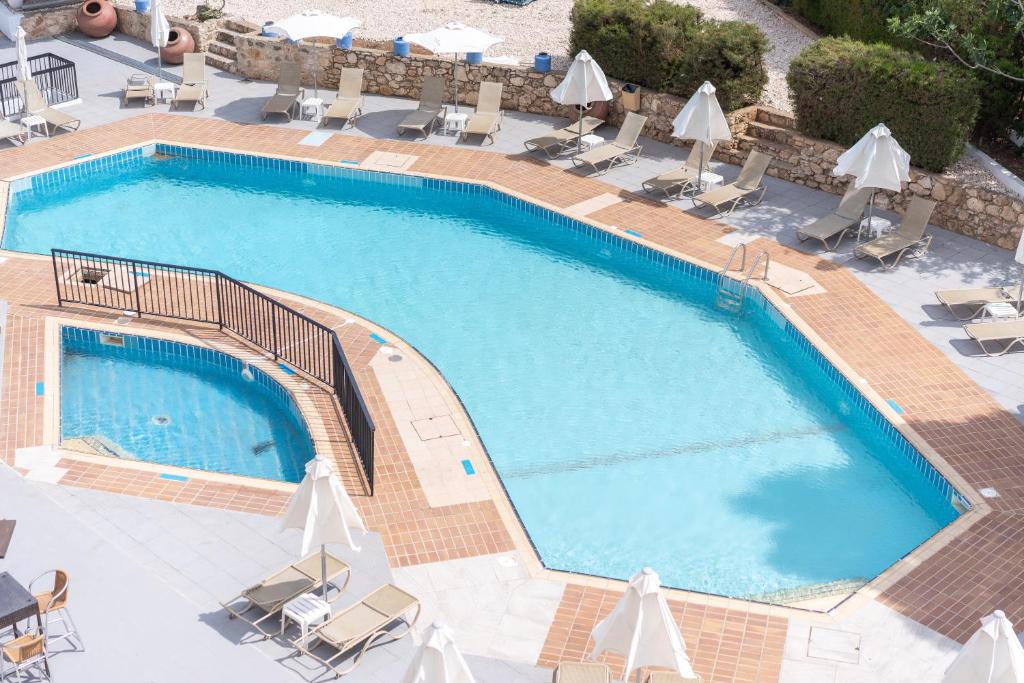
[113,6,218,53]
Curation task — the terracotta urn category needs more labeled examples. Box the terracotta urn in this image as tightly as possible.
[77,0,117,38]
[568,100,610,122]
[160,28,195,65]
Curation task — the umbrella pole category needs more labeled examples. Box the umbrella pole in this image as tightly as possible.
[454,54,460,114]
[313,43,319,100]
[577,105,584,154]
[861,189,877,244]
[321,543,329,602]
[695,144,705,197]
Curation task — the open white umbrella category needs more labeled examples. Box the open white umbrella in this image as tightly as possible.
[589,568,697,682]
[551,50,613,153]
[401,621,476,683]
[404,22,503,113]
[832,123,911,238]
[266,10,362,98]
[280,456,366,601]
[672,81,731,194]
[16,27,32,84]
[944,610,1024,683]
[149,0,170,80]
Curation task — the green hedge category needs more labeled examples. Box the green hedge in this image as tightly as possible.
[569,0,769,112]
[790,0,898,44]
[787,38,979,172]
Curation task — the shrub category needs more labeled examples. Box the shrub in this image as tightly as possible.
[569,0,769,111]
[787,38,980,171]
[790,0,900,44]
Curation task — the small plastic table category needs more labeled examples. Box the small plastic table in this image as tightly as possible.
[300,97,324,122]
[153,81,176,103]
[280,592,331,646]
[858,216,893,241]
[580,133,604,151]
[444,112,468,135]
[696,171,724,192]
[981,302,1019,322]
[20,114,47,139]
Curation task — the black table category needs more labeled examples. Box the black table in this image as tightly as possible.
[0,571,48,674]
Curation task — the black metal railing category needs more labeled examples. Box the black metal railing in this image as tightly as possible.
[0,53,79,118]
[51,249,377,494]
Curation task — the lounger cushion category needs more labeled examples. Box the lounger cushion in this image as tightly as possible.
[175,83,206,103]
[465,112,499,135]
[694,184,746,208]
[965,320,1024,342]
[293,553,349,580]
[799,213,857,240]
[325,97,360,119]
[575,143,629,166]
[262,93,298,114]
[243,566,315,607]
[319,602,387,644]
[398,110,439,131]
[40,108,78,128]
[362,584,418,617]
[855,233,919,258]
[1,121,23,141]
[554,661,611,682]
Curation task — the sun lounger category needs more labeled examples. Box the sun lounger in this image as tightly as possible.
[0,119,24,145]
[691,150,772,216]
[15,80,80,135]
[172,53,209,110]
[642,141,716,198]
[122,74,154,106]
[461,81,503,144]
[261,62,304,122]
[552,662,612,682]
[295,583,420,677]
[854,196,936,270]
[524,116,605,158]
[397,76,446,138]
[571,111,647,175]
[646,671,702,682]
[795,185,872,251]
[964,319,1024,356]
[221,551,351,639]
[321,68,364,128]
[936,285,1024,320]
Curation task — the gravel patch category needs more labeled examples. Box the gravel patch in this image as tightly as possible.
[167,0,811,108]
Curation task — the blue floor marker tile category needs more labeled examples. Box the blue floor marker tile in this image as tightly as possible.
[277,363,296,375]
[886,399,905,415]
[624,229,642,238]
[461,459,476,475]
[369,333,388,344]
[35,381,44,396]
[159,473,189,482]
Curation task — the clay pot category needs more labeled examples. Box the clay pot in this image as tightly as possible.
[568,100,610,122]
[77,0,117,38]
[160,28,195,65]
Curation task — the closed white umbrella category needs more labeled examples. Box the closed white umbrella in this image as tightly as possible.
[672,81,731,194]
[280,456,366,601]
[589,567,697,682]
[401,621,476,683]
[16,27,32,84]
[404,22,503,113]
[944,610,1024,683]
[149,0,170,80]
[551,50,613,153]
[266,10,362,98]
[832,123,911,237]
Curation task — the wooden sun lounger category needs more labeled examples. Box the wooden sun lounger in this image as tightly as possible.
[0,119,25,145]
[524,116,605,158]
[295,583,420,678]
[552,662,612,682]
[964,319,1024,356]
[795,185,872,251]
[936,285,1024,320]
[321,68,364,128]
[397,76,446,139]
[642,141,716,199]
[122,74,154,106]
[571,111,647,175]
[461,81,503,144]
[854,196,936,270]
[15,80,80,134]
[172,53,209,110]
[261,62,304,122]
[691,150,772,216]
[221,552,351,639]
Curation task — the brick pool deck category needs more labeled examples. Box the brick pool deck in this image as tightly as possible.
[2,113,1022,679]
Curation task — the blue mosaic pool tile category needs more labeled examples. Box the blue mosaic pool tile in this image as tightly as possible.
[159,473,189,482]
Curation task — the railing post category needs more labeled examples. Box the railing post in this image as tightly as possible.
[271,304,279,360]
[215,274,224,330]
[50,250,63,307]
[131,261,142,317]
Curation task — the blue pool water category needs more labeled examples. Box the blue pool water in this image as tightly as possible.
[60,327,315,482]
[8,149,960,597]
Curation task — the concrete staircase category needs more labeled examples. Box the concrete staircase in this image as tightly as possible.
[204,17,259,73]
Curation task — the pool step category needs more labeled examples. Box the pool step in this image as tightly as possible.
[745,578,869,605]
[64,435,138,461]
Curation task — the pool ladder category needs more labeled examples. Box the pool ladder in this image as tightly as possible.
[716,243,770,313]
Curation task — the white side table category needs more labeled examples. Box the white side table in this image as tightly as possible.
[153,81,176,103]
[21,114,47,139]
[858,216,893,241]
[444,112,468,136]
[981,302,1019,322]
[580,133,605,151]
[300,97,324,122]
[696,171,724,192]
[280,592,332,646]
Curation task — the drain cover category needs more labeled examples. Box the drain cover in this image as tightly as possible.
[151,415,171,426]
[252,440,274,456]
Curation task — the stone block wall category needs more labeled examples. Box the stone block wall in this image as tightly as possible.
[113,6,219,53]
[19,5,77,38]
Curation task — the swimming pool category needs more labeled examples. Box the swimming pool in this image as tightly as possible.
[60,326,315,482]
[8,146,962,598]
